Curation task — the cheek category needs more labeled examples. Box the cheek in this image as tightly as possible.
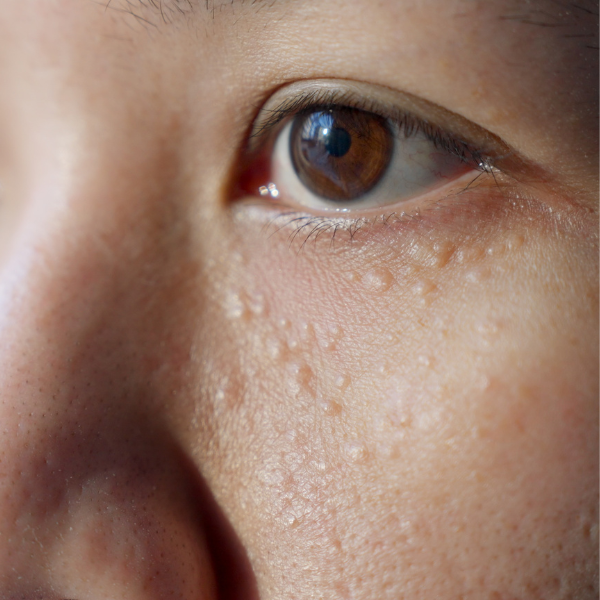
[198,207,598,595]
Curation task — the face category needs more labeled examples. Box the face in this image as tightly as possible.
[0,0,597,598]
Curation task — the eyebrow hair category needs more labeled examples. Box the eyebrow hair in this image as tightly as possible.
[103,0,598,52]
[496,0,599,49]
[101,0,276,29]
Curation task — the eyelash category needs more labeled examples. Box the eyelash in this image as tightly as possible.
[242,87,501,248]
[263,211,426,253]
[251,88,494,171]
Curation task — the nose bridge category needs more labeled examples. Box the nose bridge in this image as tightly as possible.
[0,63,197,392]
[0,127,186,403]
[0,0,212,409]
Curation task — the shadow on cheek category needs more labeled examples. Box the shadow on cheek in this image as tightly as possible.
[178,449,261,600]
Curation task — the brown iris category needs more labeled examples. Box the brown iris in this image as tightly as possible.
[290,107,393,202]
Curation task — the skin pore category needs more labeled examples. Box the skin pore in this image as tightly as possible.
[0,0,597,598]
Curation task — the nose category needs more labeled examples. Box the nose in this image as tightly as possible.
[0,104,256,598]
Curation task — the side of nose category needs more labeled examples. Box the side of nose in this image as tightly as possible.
[0,136,225,599]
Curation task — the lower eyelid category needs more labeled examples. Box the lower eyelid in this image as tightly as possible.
[253,165,493,220]
[233,84,586,251]
[233,173,517,251]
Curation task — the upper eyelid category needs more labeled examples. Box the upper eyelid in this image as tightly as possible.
[247,79,523,173]
[252,92,491,172]
[250,89,358,139]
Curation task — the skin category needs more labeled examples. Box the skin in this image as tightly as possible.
[0,0,597,598]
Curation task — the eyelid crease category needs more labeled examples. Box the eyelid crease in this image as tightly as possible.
[247,79,524,175]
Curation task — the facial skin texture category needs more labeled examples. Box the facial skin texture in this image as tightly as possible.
[0,0,597,598]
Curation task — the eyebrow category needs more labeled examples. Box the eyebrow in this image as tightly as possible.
[101,0,276,29]
[496,0,599,49]
[104,0,598,51]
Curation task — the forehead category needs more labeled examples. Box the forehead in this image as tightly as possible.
[111,0,598,32]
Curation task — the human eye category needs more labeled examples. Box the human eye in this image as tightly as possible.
[236,79,512,222]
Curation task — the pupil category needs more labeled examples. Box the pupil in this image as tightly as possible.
[322,126,351,158]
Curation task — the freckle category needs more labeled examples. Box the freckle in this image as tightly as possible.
[361,267,394,293]
[297,364,314,387]
[389,444,403,459]
[581,518,598,543]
